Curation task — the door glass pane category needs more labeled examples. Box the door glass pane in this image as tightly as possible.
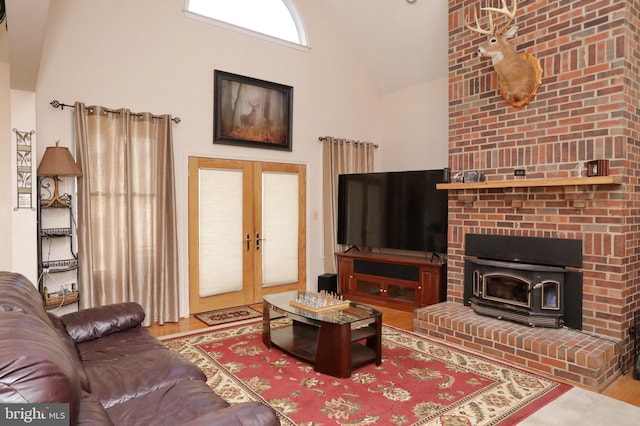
[356,280,381,296]
[262,171,298,286]
[387,284,415,303]
[542,281,560,310]
[199,168,243,296]
[484,274,530,307]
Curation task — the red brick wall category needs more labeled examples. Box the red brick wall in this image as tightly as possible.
[447,0,640,366]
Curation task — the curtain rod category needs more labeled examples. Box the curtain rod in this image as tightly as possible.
[50,100,181,124]
[318,136,378,149]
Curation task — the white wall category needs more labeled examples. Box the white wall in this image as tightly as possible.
[10,90,38,283]
[0,62,11,271]
[378,77,449,172]
[34,0,383,317]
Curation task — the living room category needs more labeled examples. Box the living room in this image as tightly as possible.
[2,0,640,424]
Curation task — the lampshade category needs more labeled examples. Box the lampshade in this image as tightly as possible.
[37,141,82,177]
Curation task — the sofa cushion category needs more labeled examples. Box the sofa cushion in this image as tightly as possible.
[77,391,114,426]
[0,272,53,327]
[181,402,281,426]
[76,327,206,408]
[48,313,91,392]
[62,302,146,343]
[105,380,230,426]
[0,313,81,426]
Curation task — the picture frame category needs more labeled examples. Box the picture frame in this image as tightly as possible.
[586,159,609,177]
[214,70,293,151]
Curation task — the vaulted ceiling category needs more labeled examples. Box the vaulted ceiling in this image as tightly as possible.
[323,0,448,92]
[1,0,49,91]
[1,0,448,93]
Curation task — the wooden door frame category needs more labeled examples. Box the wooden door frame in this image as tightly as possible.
[188,157,306,314]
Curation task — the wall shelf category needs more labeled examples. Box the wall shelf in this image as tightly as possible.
[38,177,80,311]
[436,175,622,190]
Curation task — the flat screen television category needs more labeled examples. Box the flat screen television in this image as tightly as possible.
[337,169,448,254]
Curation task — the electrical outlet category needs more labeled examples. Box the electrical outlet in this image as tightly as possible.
[514,169,526,177]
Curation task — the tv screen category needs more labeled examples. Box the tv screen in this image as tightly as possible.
[337,170,448,254]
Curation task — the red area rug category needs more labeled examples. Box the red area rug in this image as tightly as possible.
[194,305,262,326]
[163,319,571,425]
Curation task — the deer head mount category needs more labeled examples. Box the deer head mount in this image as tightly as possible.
[465,0,542,108]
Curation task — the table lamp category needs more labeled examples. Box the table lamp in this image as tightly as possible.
[37,140,82,207]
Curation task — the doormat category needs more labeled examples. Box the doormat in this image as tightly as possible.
[164,318,572,425]
[194,305,262,326]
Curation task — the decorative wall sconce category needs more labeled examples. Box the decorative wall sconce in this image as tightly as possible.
[37,141,82,207]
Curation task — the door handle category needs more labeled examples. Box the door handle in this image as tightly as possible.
[245,233,251,251]
[256,233,266,250]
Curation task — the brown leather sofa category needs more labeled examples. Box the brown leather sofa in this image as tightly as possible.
[0,271,279,426]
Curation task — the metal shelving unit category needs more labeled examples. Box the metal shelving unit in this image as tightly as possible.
[37,178,80,310]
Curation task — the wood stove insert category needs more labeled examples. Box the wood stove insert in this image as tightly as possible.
[464,234,583,329]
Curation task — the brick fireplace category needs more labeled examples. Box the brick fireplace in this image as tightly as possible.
[414,0,640,391]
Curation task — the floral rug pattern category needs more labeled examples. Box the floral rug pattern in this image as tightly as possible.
[164,319,570,425]
[194,305,262,326]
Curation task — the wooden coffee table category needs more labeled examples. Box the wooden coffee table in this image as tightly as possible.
[262,291,382,378]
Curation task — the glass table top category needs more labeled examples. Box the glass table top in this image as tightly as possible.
[263,291,381,325]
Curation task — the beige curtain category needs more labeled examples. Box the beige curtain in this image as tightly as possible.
[74,102,179,326]
[322,137,375,273]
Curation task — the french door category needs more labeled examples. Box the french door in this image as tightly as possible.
[188,157,306,313]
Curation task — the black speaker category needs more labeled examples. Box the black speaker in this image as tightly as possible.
[318,273,337,293]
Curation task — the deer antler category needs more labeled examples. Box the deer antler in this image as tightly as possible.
[465,0,518,36]
[464,1,495,36]
[484,0,518,34]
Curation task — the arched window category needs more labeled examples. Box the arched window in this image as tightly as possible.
[186,0,307,46]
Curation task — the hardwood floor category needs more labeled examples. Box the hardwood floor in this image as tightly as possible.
[147,303,639,407]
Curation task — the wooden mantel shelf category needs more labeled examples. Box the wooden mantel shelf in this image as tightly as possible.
[436,175,622,190]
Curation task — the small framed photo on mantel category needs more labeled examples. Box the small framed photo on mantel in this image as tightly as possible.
[586,159,609,177]
[214,70,293,151]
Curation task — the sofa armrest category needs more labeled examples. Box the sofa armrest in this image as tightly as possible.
[62,302,146,343]
[181,402,279,426]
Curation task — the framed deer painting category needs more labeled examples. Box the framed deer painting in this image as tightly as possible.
[214,70,293,151]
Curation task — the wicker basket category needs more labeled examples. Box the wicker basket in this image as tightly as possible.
[44,290,79,308]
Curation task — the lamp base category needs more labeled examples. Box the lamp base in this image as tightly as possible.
[41,177,72,208]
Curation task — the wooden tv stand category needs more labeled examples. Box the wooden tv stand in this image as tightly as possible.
[336,252,446,311]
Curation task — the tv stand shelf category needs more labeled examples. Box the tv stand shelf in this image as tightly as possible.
[336,252,446,312]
